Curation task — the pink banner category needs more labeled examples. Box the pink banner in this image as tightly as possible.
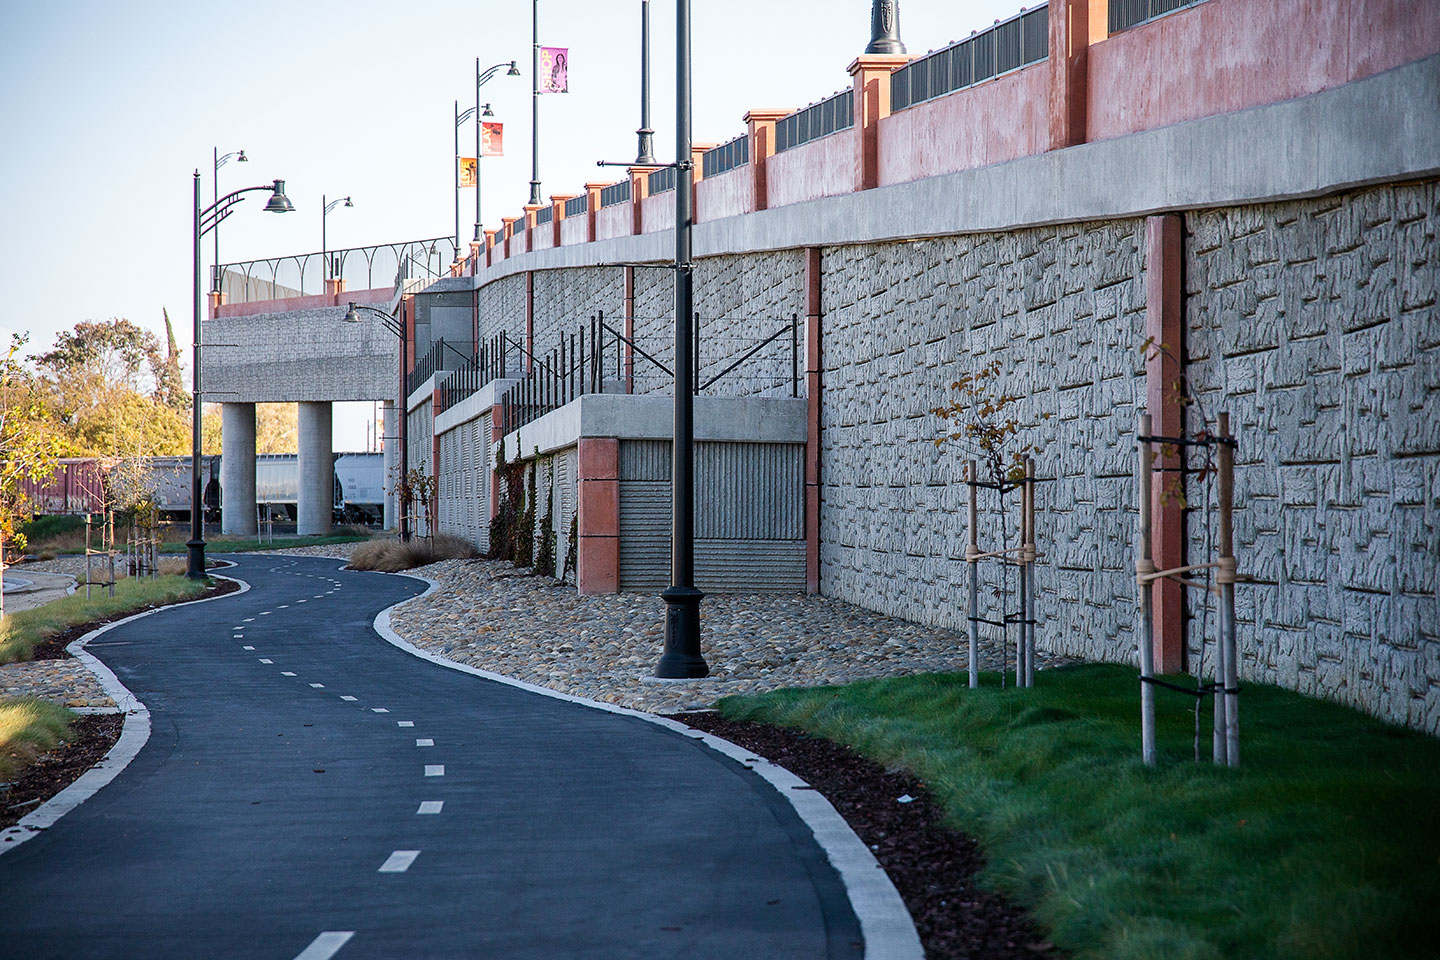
[539,46,568,93]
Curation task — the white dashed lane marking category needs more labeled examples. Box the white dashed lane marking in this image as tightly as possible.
[340,696,358,702]
[293,931,354,960]
[424,765,445,777]
[371,708,389,714]
[260,612,271,616]
[243,618,255,622]
[378,850,420,873]
[259,659,273,664]
[397,721,414,728]
[243,646,255,651]
[417,801,443,815]
[415,739,434,747]
[279,604,289,609]
[309,683,325,688]
[281,672,296,677]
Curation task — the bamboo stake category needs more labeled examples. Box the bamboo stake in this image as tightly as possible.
[966,460,979,689]
[1016,472,1026,689]
[85,514,93,600]
[107,511,116,598]
[1218,412,1240,767]
[1136,414,1157,766]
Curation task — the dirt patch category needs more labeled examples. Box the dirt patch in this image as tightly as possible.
[675,711,1063,960]
[0,713,124,831]
[29,577,242,661]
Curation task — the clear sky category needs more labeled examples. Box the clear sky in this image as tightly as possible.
[0,0,1023,450]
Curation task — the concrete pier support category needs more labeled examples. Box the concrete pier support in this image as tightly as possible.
[220,403,258,536]
[298,401,334,536]
[381,401,397,531]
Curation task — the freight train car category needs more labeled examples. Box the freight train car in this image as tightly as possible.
[20,456,219,520]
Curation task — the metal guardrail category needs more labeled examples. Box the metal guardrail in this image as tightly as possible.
[1109,0,1205,33]
[647,166,677,195]
[216,237,460,305]
[535,206,554,225]
[599,179,632,208]
[564,195,589,217]
[407,340,445,398]
[890,5,1049,112]
[774,89,854,153]
[508,219,524,238]
[702,134,749,177]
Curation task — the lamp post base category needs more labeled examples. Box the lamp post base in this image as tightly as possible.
[655,584,708,678]
[185,539,208,580]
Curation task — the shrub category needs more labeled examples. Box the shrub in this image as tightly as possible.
[347,534,478,572]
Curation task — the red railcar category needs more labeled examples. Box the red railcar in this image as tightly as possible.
[21,458,106,515]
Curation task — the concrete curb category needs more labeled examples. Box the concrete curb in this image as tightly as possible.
[0,572,251,856]
[369,567,924,960]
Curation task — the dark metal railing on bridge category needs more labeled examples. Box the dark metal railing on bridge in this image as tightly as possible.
[599,179,632,208]
[774,90,854,153]
[535,206,553,225]
[405,338,474,399]
[564,195,589,218]
[1109,0,1206,34]
[215,237,460,305]
[702,134,749,178]
[647,166,677,195]
[890,6,1049,113]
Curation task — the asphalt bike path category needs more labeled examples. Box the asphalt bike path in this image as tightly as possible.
[0,554,863,959]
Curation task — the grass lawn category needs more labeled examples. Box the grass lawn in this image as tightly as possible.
[0,575,209,664]
[166,531,371,554]
[718,664,1440,960]
[0,697,75,781]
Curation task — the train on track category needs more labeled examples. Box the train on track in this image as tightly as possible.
[22,453,386,525]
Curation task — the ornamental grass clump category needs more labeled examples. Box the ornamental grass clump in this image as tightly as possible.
[347,535,478,573]
[0,697,73,781]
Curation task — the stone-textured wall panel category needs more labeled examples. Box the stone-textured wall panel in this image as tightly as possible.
[818,222,1147,664]
[476,273,527,350]
[530,267,625,361]
[1185,179,1439,734]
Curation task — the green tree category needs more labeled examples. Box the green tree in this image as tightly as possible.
[0,333,62,613]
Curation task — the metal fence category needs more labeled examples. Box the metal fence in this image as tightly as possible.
[564,195,589,217]
[702,134,749,178]
[508,219,524,238]
[599,179,632,208]
[648,166,677,195]
[775,90,854,153]
[535,206,553,225]
[501,315,629,434]
[891,5,1049,112]
[1109,0,1205,33]
[217,236,460,305]
[406,338,474,398]
[437,333,513,414]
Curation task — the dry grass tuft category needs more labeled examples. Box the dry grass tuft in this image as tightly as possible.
[347,535,478,572]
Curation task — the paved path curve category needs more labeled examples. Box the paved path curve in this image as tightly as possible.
[0,555,866,959]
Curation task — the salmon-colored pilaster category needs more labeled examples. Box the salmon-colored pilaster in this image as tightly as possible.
[484,229,498,267]
[208,290,226,318]
[689,143,712,216]
[402,296,416,376]
[550,194,575,247]
[524,270,535,374]
[430,389,442,531]
[623,266,636,393]
[804,246,823,594]
[848,55,909,191]
[743,109,790,212]
[500,217,517,259]
[628,167,657,235]
[576,437,620,594]
[489,404,505,520]
[325,276,346,300]
[522,205,541,252]
[583,182,607,242]
[468,242,483,276]
[1146,214,1185,674]
[1048,0,1107,149]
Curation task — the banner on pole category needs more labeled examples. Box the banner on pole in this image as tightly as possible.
[481,122,504,157]
[458,157,477,188]
[539,47,568,93]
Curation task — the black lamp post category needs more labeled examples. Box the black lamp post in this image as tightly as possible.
[655,0,707,678]
[211,147,247,292]
[322,194,353,281]
[865,0,906,54]
[529,0,543,205]
[189,175,294,580]
[344,301,409,542]
[471,59,521,242]
[635,1,656,165]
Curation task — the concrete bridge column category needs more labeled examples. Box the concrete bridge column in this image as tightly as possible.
[298,401,334,536]
[381,401,397,531]
[220,403,257,536]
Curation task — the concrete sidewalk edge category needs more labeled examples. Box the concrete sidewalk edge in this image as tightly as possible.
[370,567,925,960]
[0,572,252,856]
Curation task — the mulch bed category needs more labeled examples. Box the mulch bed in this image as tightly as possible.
[29,577,241,661]
[675,712,1063,960]
[0,714,124,831]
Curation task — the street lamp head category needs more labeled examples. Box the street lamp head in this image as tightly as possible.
[482,103,494,117]
[506,61,521,76]
[343,196,353,208]
[264,180,295,213]
[237,149,248,162]
[343,301,360,322]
